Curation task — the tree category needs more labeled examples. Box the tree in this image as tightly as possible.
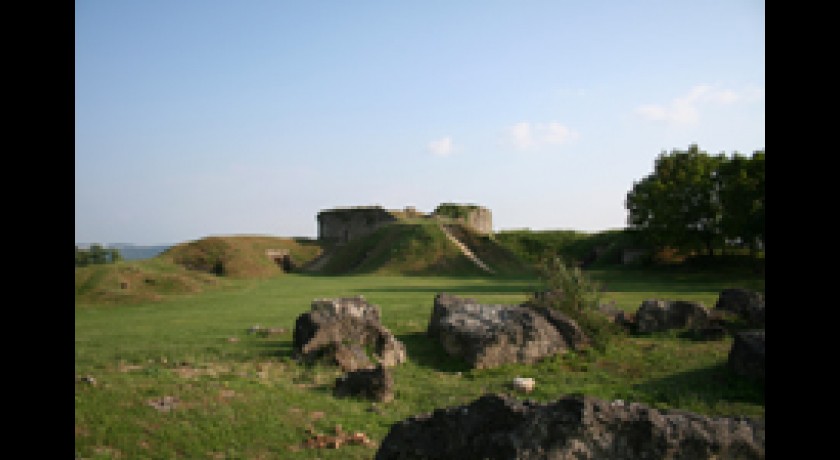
[75,245,89,267]
[625,144,725,256]
[75,244,122,266]
[717,150,765,256]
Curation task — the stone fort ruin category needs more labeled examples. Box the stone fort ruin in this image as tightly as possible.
[317,203,492,244]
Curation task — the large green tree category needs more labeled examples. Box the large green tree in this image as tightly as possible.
[625,144,726,256]
[716,150,765,256]
[626,145,765,259]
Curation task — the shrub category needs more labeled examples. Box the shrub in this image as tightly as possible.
[531,254,621,352]
[535,254,602,312]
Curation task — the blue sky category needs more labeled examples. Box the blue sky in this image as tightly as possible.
[75,0,765,246]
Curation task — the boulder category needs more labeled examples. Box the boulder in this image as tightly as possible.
[524,304,591,350]
[596,302,636,331]
[334,364,394,402]
[635,299,711,333]
[427,293,572,369]
[728,330,765,383]
[715,289,765,327]
[375,393,765,460]
[293,295,407,371]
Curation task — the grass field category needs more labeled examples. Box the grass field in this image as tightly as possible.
[75,269,765,459]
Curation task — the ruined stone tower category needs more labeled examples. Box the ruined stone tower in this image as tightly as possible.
[432,203,493,235]
[317,203,493,243]
[317,206,398,244]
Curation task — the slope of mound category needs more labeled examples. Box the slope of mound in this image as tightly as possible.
[441,223,533,276]
[316,220,529,276]
[74,257,227,305]
[161,235,324,279]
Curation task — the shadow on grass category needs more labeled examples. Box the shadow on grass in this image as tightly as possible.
[587,269,765,294]
[355,280,538,297]
[249,338,296,360]
[247,332,472,375]
[631,362,764,409]
[396,332,472,373]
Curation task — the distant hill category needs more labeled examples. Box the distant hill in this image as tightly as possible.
[75,243,173,261]
[110,244,172,260]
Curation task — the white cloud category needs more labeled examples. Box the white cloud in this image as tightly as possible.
[507,121,579,151]
[635,84,762,125]
[428,136,454,156]
[509,122,534,150]
[542,122,577,145]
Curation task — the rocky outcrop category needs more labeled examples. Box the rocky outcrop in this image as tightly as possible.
[727,330,765,383]
[375,393,765,460]
[334,364,394,402]
[293,295,407,371]
[635,299,711,333]
[715,289,765,327]
[427,293,586,369]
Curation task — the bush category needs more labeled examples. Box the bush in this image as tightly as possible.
[535,254,602,312]
[530,254,621,352]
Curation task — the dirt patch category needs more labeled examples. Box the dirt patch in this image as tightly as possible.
[171,363,230,379]
[146,396,179,412]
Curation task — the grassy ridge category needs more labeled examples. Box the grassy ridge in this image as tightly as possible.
[74,257,230,305]
[76,236,326,305]
[75,270,764,459]
[163,235,323,278]
[443,224,533,276]
[75,227,524,305]
[494,228,639,266]
[318,220,524,276]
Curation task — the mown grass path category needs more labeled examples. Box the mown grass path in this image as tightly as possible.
[75,271,764,459]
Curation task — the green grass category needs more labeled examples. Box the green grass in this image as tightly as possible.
[75,269,764,459]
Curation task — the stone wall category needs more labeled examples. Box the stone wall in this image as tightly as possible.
[317,203,493,243]
[317,206,398,243]
[463,206,492,235]
[433,203,493,235]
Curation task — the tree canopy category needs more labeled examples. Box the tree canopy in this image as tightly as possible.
[625,144,764,258]
[75,244,122,267]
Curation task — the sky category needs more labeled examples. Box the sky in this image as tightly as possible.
[75,0,765,246]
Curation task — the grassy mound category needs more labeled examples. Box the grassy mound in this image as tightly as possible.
[76,236,326,305]
[74,257,228,305]
[317,220,529,276]
[162,235,323,279]
[442,223,533,276]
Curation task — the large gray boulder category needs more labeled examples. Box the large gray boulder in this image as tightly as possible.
[727,330,765,383]
[715,289,765,327]
[635,299,711,333]
[524,304,591,351]
[293,295,407,371]
[375,393,765,460]
[427,293,584,369]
